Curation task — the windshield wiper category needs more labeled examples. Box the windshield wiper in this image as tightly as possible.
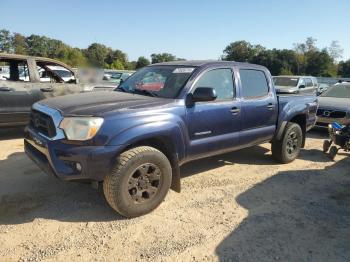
[115,86,128,92]
[133,89,158,97]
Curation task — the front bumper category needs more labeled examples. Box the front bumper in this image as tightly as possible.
[24,126,124,181]
[315,116,350,128]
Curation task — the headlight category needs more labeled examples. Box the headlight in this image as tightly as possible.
[59,117,104,141]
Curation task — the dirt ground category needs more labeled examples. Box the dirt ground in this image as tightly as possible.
[0,128,349,262]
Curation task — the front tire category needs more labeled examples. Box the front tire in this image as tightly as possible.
[103,146,172,218]
[272,123,303,163]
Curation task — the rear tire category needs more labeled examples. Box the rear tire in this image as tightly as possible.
[323,140,332,153]
[272,123,303,163]
[329,146,338,161]
[103,146,172,218]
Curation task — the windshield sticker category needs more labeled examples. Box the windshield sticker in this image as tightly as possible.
[173,68,195,73]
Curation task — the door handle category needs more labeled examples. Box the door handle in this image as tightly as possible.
[267,103,275,110]
[230,107,240,114]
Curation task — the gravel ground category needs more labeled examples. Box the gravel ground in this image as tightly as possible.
[0,128,349,262]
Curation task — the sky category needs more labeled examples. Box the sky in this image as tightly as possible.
[2,0,350,61]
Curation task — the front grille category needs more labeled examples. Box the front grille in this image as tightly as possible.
[317,108,347,119]
[29,110,56,138]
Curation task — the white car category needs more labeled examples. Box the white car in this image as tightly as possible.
[0,66,10,80]
[19,65,75,82]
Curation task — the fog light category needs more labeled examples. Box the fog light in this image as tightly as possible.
[76,163,82,172]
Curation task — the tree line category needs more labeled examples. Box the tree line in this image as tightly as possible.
[1,29,349,77]
[222,38,347,77]
[0,29,181,70]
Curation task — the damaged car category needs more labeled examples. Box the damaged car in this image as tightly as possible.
[0,53,116,127]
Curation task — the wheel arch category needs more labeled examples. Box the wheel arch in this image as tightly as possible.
[289,114,307,148]
[123,136,182,193]
[276,114,307,148]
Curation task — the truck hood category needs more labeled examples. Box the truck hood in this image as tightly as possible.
[318,97,350,111]
[39,91,174,116]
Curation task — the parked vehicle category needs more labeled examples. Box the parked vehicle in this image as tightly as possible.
[19,65,76,82]
[25,61,318,218]
[103,70,134,84]
[273,76,318,94]
[0,66,9,80]
[317,77,350,86]
[317,83,330,95]
[0,54,116,127]
[315,82,350,127]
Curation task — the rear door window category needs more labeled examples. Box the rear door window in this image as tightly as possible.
[240,69,269,98]
[305,78,313,87]
[36,61,75,83]
[0,59,30,82]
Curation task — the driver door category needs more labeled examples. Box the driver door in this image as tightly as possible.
[186,67,241,161]
[0,59,37,126]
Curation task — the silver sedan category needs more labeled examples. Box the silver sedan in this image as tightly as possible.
[316,82,350,127]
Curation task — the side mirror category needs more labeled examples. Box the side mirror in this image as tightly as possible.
[299,84,305,89]
[186,87,217,107]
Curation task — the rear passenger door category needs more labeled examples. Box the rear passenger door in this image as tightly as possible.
[239,68,278,146]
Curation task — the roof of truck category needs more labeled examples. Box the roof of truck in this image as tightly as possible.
[152,60,266,68]
[274,75,317,78]
[0,53,73,70]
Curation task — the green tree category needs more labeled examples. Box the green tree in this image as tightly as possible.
[110,59,125,70]
[328,40,343,62]
[65,48,87,67]
[305,37,318,52]
[305,49,335,77]
[222,41,262,62]
[136,56,150,69]
[84,43,110,67]
[0,29,12,53]
[151,53,176,64]
[105,49,127,67]
[26,34,50,57]
[12,33,27,55]
[46,39,69,60]
[338,60,350,77]
[125,61,136,70]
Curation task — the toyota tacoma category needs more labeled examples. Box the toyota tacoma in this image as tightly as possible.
[24,61,318,218]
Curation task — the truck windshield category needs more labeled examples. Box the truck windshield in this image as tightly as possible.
[117,66,195,98]
[273,77,299,87]
[320,84,350,98]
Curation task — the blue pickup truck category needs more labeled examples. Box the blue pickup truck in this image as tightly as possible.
[24,61,318,217]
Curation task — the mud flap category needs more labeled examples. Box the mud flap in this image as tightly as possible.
[170,161,181,193]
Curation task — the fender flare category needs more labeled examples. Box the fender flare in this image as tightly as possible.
[108,121,186,193]
[275,114,307,147]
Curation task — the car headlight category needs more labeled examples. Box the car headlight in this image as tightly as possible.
[59,117,104,141]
